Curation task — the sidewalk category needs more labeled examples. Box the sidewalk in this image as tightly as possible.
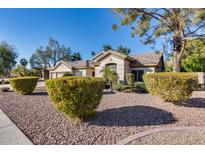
[0,109,33,145]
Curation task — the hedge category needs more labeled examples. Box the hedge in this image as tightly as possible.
[143,72,198,102]
[9,76,39,94]
[45,76,105,120]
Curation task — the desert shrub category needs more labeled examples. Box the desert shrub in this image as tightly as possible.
[126,73,135,84]
[121,84,133,92]
[12,65,40,77]
[143,72,198,102]
[27,69,41,77]
[62,72,73,77]
[45,76,105,120]
[113,83,123,91]
[134,82,147,93]
[9,76,39,94]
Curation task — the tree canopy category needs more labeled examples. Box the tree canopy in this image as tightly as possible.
[116,45,131,55]
[102,44,113,51]
[0,41,18,76]
[181,39,205,72]
[112,8,205,72]
[30,37,82,68]
[19,58,28,67]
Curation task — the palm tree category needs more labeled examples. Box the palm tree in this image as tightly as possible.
[102,66,119,92]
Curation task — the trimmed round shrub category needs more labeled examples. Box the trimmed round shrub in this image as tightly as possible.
[126,73,135,84]
[45,76,105,120]
[9,76,39,94]
[143,72,198,102]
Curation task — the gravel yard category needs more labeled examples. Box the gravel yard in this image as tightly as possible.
[0,88,205,144]
[130,130,205,145]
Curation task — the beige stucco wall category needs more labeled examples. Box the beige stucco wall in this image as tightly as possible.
[94,55,126,82]
[73,69,86,76]
[49,63,73,79]
[130,67,155,73]
[86,68,94,77]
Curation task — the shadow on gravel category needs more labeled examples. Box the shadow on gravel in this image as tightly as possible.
[89,105,176,127]
[177,98,205,108]
[30,91,48,96]
[103,91,116,95]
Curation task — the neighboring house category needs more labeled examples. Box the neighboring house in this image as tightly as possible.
[46,50,164,83]
[47,60,94,79]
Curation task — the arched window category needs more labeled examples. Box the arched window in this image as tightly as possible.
[106,63,117,72]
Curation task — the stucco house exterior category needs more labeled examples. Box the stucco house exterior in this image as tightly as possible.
[46,50,164,83]
[47,60,94,79]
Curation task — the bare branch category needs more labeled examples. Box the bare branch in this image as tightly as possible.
[162,8,171,14]
[134,8,161,21]
[185,24,205,36]
[184,34,205,40]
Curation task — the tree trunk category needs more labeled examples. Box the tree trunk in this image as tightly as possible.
[110,81,113,93]
[173,51,181,72]
[172,33,184,72]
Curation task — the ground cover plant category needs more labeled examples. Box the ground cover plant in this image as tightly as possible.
[45,76,105,120]
[9,76,39,94]
[143,72,198,102]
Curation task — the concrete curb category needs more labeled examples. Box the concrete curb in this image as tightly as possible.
[0,109,33,145]
[116,126,205,145]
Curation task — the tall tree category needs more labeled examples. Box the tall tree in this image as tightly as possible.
[102,44,113,51]
[30,37,73,68]
[71,52,82,61]
[46,37,72,66]
[112,8,205,72]
[116,45,131,55]
[0,41,18,75]
[19,58,28,67]
[30,47,51,68]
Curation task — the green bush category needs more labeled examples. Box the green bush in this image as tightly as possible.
[62,72,73,77]
[126,73,135,84]
[113,83,123,91]
[45,76,105,120]
[9,76,39,94]
[143,72,198,102]
[134,82,146,91]
[121,84,133,91]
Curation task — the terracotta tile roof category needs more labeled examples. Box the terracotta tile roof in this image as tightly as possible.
[64,60,93,68]
[130,52,163,66]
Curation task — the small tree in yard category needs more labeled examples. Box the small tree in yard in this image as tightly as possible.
[112,8,205,72]
[102,66,119,92]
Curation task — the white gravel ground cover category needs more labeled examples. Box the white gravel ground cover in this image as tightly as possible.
[0,88,205,144]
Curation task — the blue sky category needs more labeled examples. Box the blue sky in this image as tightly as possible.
[0,8,163,64]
